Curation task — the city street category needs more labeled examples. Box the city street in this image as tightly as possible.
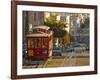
[23,51,89,68]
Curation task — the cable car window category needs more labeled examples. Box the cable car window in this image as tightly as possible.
[38,38,42,48]
[34,38,42,48]
[42,38,48,48]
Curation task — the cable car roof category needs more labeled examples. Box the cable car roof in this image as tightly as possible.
[33,26,50,30]
[26,33,50,37]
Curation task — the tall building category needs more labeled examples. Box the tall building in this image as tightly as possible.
[28,11,44,26]
[69,13,90,47]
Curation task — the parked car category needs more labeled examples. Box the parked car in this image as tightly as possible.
[65,48,74,53]
[73,43,87,53]
[52,48,62,56]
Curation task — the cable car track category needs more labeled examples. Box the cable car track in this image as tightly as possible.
[23,53,89,68]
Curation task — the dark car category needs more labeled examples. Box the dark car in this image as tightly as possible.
[52,48,62,56]
[65,48,74,53]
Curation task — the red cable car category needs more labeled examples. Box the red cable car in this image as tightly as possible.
[26,26,53,59]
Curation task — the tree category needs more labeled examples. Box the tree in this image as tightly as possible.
[62,31,72,46]
[84,16,89,28]
[44,13,67,30]
[44,13,72,46]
